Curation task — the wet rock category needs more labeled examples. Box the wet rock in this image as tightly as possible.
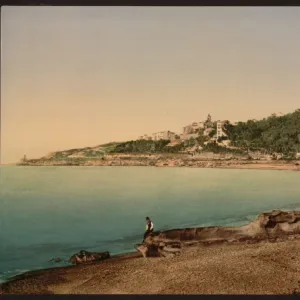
[69,250,110,265]
[49,257,62,263]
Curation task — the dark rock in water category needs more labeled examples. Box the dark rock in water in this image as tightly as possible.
[69,250,110,265]
[49,257,62,263]
[136,210,300,258]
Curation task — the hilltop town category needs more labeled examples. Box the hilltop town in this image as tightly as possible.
[18,110,300,169]
[137,113,235,153]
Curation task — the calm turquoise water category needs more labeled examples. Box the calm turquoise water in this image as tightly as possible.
[1,166,300,282]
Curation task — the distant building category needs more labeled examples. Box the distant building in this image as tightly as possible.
[152,132,165,140]
[204,114,213,127]
[216,121,227,140]
[183,122,204,135]
[182,125,194,135]
[21,154,27,162]
[152,131,176,141]
[138,134,152,140]
[191,122,204,130]
[167,131,177,141]
[152,130,176,141]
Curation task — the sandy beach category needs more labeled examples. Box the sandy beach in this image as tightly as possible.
[2,239,300,295]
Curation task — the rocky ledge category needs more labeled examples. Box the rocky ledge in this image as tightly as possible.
[136,210,300,258]
[49,210,300,265]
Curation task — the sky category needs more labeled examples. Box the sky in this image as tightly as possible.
[1,7,300,163]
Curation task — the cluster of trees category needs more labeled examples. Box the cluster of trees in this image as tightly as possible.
[112,139,171,153]
[223,109,300,156]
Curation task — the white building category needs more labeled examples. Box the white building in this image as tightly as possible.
[183,122,205,135]
[138,134,152,140]
[152,131,176,141]
[182,125,194,135]
[180,133,199,141]
[216,121,227,140]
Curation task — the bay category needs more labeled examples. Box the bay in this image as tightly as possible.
[0,166,299,282]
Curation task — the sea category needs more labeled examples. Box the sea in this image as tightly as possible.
[1,166,300,283]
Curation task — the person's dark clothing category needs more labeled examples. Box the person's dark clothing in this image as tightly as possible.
[143,219,154,241]
[143,228,153,240]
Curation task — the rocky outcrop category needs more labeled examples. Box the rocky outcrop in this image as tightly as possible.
[135,241,182,258]
[69,250,110,265]
[136,210,300,257]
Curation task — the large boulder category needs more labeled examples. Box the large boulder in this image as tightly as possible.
[136,210,300,257]
[69,250,110,265]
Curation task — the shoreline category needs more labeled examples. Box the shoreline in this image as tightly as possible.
[0,250,142,282]
[3,210,300,294]
[15,159,300,171]
[2,239,300,295]
[1,250,142,282]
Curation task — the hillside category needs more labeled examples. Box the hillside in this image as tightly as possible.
[19,142,121,165]
[18,109,300,166]
[224,109,300,156]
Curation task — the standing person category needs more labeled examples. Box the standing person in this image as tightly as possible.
[143,217,154,241]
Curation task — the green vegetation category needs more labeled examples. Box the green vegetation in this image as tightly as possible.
[99,142,119,152]
[83,150,104,157]
[165,143,185,153]
[20,110,300,164]
[196,131,209,145]
[52,152,66,160]
[202,142,244,155]
[208,129,216,138]
[184,137,198,147]
[223,109,300,156]
[112,139,171,153]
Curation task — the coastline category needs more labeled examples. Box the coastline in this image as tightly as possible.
[16,156,300,172]
[2,239,300,295]
[3,210,300,295]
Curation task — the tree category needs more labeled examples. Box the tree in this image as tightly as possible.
[223,109,300,155]
[208,129,216,138]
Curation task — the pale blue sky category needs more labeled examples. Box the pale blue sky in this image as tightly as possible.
[1,7,300,163]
